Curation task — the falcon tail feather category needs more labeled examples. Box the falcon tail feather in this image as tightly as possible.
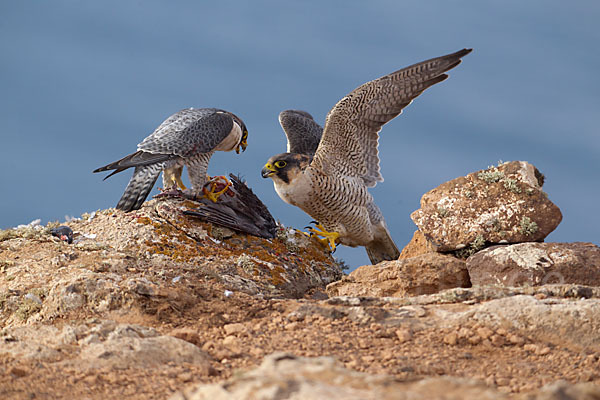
[93,151,174,180]
[365,228,400,265]
[115,163,163,212]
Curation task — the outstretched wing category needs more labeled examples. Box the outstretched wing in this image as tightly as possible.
[138,108,236,156]
[311,48,472,187]
[279,110,323,156]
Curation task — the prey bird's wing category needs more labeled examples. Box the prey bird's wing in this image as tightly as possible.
[184,174,277,239]
[279,110,323,156]
[311,48,472,187]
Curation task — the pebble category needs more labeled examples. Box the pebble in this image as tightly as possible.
[508,334,525,346]
[249,347,264,357]
[361,355,376,363]
[523,343,539,353]
[495,376,510,386]
[468,335,482,345]
[178,372,193,382]
[9,366,29,377]
[222,335,240,347]
[538,346,551,356]
[395,328,413,343]
[490,334,505,347]
[443,332,458,346]
[24,293,42,304]
[331,335,343,344]
[285,322,299,330]
[223,323,245,335]
[476,326,494,340]
[458,327,472,338]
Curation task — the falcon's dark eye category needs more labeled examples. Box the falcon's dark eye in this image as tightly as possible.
[274,160,287,168]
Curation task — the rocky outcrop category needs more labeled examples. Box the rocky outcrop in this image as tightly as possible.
[397,161,600,291]
[2,320,212,371]
[467,242,600,287]
[410,161,562,252]
[172,352,600,400]
[171,353,504,400]
[326,253,470,297]
[2,173,599,398]
[398,230,437,259]
[0,198,343,328]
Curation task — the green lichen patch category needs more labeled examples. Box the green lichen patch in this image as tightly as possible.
[503,178,522,194]
[454,234,486,259]
[0,220,63,243]
[437,207,450,218]
[15,297,42,321]
[237,254,257,273]
[477,167,505,183]
[520,217,539,236]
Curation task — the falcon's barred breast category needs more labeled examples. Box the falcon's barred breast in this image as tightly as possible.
[94,108,248,212]
[262,49,472,264]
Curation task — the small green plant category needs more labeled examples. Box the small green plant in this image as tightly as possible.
[503,178,522,194]
[15,297,42,321]
[486,218,502,232]
[471,234,485,251]
[334,258,350,272]
[275,227,301,253]
[478,167,505,183]
[437,207,450,218]
[275,227,288,242]
[455,234,486,258]
[211,226,233,241]
[519,216,538,236]
[237,254,256,272]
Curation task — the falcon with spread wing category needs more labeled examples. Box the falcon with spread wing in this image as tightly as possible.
[262,49,471,264]
[94,108,248,212]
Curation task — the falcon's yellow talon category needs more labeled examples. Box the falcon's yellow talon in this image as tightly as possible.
[175,176,187,191]
[306,224,339,252]
[202,176,232,203]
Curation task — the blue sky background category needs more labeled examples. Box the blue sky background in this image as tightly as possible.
[1,1,598,270]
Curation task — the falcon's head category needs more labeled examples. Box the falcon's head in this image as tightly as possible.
[261,153,311,184]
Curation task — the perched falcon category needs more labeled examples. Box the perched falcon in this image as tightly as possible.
[94,108,248,212]
[262,49,472,264]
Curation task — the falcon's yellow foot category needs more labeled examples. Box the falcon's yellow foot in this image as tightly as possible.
[202,175,233,203]
[175,175,187,191]
[306,223,340,252]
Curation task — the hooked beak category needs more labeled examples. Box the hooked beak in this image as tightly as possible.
[261,163,277,178]
[235,132,248,154]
